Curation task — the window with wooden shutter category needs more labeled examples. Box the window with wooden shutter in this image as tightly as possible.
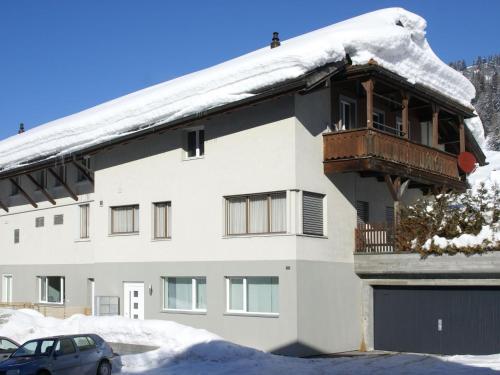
[302,192,324,236]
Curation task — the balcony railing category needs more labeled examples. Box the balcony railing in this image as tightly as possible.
[323,128,461,181]
[355,223,395,253]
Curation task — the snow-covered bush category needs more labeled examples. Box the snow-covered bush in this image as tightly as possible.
[397,183,500,257]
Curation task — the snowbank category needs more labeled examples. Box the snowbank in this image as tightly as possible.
[0,309,499,374]
[0,7,476,172]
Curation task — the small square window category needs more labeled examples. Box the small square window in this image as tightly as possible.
[54,214,64,225]
[35,217,45,228]
[184,127,204,159]
[14,229,20,244]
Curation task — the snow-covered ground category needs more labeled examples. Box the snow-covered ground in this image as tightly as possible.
[0,309,498,374]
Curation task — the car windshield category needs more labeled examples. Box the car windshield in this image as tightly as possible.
[12,339,56,357]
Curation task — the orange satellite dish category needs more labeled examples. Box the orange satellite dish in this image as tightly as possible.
[457,152,477,174]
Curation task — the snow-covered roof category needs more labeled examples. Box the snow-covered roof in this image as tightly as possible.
[0,7,477,173]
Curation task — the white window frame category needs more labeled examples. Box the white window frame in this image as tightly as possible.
[152,201,172,240]
[184,126,205,160]
[421,121,432,147]
[339,96,357,130]
[162,277,207,313]
[2,275,13,303]
[79,204,90,240]
[38,276,65,305]
[225,276,279,316]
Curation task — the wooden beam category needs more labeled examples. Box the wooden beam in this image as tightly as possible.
[432,103,440,148]
[72,160,94,184]
[9,177,38,208]
[458,116,466,153]
[384,175,400,202]
[0,200,8,213]
[401,93,410,139]
[48,168,78,201]
[362,79,375,128]
[26,174,56,205]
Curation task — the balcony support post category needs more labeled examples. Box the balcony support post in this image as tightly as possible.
[432,104,440,148]
[362,79,375,129]
[401,93,410,139]
[458,116,466,153]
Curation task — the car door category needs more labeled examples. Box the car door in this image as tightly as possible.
[74,336,101,375]
[50,338,81,375]
[0,338,18,362]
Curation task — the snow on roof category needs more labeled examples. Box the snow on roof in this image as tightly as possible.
[0,7,477,172]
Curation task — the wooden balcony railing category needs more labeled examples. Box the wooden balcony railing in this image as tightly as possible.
[323,128,461,181]
[355,223,395,253]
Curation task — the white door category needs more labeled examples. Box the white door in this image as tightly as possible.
[2,275,12,303]
[123,282,144,320]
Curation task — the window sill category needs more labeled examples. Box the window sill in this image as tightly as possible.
[74,239,91,243]
[38,302,65,306]
[297,234,328,239]
[223,233,292,239]
[108,233,140,237]
[183,156,204,162]
[151,238,172,242]
[161,309,207,315]
[224,312,279,318]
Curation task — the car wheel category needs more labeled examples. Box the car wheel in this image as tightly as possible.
[97,360,111,375]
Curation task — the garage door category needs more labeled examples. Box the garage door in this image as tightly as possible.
[374,286,500,355]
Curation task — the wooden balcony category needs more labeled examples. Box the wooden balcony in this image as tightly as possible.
[323,128,466,191]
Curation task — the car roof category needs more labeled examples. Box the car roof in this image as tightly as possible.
[24,334,100,342]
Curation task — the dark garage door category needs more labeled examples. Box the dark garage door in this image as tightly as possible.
[374,286,500,355]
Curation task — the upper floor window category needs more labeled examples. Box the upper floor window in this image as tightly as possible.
[225,192,286,236]
[339,97,357,130]
[420,121,432,147]
[35,217,45,228]
[38,276,64,304]
[77,158,92,182]
[14,229,20,244]
[10,176,21,196]
[53,165,67,187]
[54,214,64,225]
[110,205,139,234]
[302,192,325,236]
[356,200,369,226]
[153,202,172,239]
[373,110,386,129]
[79,204,90,239]
[185,127,204,159]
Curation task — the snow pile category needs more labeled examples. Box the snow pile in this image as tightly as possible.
[0,309,499,374]
[0,7,476,172]
[422,225,499,251]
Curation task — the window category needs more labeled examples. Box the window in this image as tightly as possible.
[163,277,206,311]
[373,110,386,128]
[2,275,12,303]
[356,200,369,226]
[73,336,96,351]
[53,165,67,187]
[79,204,90,239]
[339,97,357,129]
[110,205,139,234]
[35,217,45,228]
[185,127,205,158]
[302,192,325,236]
[54,214,64,225]
[396,116,403,136]
[226,277,279,314]
[38,276,64,304]
[14,229,19,244]
[34,170,47,190]
[54,338,76,355]
[77,157,92,182]
[225,192,286,235]
[10,176,20,196]
[421,121,432,146]
[0,338,18,352]
[153,202,172,239]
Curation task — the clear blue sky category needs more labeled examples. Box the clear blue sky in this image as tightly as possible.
[0,0,498,139]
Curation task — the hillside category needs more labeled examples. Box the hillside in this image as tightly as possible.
[450,55,500,150]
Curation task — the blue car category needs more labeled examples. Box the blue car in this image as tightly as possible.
[0,334,121,375]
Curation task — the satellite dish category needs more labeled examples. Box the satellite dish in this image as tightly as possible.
[457,151,477,174]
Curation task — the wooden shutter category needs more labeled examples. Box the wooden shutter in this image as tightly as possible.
[303,192,324,236]
[356,201,369,226]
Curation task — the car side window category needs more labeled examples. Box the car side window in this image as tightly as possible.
[74,336,96,351]
[0,339,18,352]
[55,339,76,355]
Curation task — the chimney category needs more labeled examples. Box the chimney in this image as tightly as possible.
[270,32,280,49]
[18,123,25,134]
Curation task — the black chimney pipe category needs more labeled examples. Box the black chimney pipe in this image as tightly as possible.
[270,32,280,49]
[18,123,25,134]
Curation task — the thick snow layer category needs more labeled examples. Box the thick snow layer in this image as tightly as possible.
[464,114,486,149]
[0,7,476,172]
[0,309,499,374]
[423,225,500,250]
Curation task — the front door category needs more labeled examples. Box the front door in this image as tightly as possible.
[1,275,12,303]
[123,282,144,320]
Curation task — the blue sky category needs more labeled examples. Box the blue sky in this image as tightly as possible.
[0,0,498,140]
